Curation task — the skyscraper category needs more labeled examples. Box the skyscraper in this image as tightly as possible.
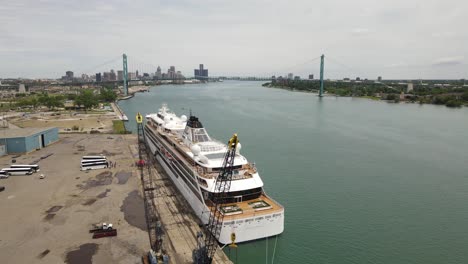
[194,64,208,80]
[110,69,117,81]
[155,66,162,79]
[66,71,74,79]
[168,66,176,79]
[96,73,102,82]
[117,70,123,81]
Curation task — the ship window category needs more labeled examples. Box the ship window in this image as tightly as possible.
[193,128,210,142]
[212,165,242,171]
[205,153,226,159]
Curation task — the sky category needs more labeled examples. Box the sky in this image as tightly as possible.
[0,0,467,79]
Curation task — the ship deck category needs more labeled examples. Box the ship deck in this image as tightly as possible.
[207,194,284,221]
[148,125,256,180]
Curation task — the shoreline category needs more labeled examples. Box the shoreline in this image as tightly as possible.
[265,84,467,108]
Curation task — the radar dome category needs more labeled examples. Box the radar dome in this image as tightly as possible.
[191,144,201,156]
[236,143,242,154]
[181,115,187,121]
[164,116,171,122]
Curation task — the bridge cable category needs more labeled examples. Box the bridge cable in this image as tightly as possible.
[78,55,122,75]
[263,55,322,77]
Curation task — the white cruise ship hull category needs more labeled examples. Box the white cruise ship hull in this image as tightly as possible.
[145,127,284,244]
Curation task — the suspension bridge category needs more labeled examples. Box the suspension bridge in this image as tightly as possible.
[61,53,341,96]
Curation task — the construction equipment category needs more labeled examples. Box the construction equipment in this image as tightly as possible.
[89,223,117,239]
[195,134,239,264]
[136,112,161,252]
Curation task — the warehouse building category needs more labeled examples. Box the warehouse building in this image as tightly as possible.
[0,127,59,155]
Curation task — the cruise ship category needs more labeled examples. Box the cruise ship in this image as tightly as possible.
[144,104,284,244]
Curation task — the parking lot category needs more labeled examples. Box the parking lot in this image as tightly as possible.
[0,134,148,264]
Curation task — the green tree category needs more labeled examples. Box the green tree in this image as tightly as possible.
[461,92,468,102]
[99,88,117,102]
[75,90,98,110]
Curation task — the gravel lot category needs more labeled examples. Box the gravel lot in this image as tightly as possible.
[0,134,148,264]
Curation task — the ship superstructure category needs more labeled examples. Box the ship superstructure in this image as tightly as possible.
[144,104,284,243]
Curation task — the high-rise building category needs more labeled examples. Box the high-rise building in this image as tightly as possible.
[377,76,382,82]
[66,71,74,79]
[96,73,102,82]
[287,73,293,80]
[155,66,162,79]
[308,74,314,80]
[110,70,117,81]
[128,72,136,80]
[103,72,111,81]
[117,70,123,81]
[194,64,208,80]
[167,66,176,79]
[136,70,139,78]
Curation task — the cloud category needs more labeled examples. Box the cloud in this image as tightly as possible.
[432,56,464,66]
[351,28,371,35]
[1,0,468,79]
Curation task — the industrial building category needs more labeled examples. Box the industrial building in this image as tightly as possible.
[0,127,59,155]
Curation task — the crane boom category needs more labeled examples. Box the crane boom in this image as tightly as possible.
[195,134,239,264]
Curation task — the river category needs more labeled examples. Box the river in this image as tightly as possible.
[119,81,468,264]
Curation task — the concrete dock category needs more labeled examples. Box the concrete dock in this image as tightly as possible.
[0,134,232,263]
[128,139,232,264]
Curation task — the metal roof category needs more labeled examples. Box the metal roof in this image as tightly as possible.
[0,127,57,139]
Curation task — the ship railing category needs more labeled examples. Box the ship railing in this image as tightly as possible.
[261,193,284,209]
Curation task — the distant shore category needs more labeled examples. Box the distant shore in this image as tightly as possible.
[263,81,468,108]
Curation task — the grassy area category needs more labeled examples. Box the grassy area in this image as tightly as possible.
[112,120,127,134]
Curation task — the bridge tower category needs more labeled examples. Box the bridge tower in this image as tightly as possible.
[319,54,325,97]
[123,54,128,96]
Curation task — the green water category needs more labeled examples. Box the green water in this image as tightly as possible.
[119,81,468,264]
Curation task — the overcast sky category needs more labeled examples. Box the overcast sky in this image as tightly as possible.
[1,0,467,79]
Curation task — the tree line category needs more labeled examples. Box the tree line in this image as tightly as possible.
[14,88,118,110]
[264,80,468,107]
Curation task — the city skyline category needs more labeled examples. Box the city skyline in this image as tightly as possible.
[1,0,467,79]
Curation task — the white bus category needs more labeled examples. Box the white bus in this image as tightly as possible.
[1,167,34,176]
[80,159,107,164]
[82,155,107,160]
[10,164,40,173]
[80,160,109,171]
[0,170,8,179]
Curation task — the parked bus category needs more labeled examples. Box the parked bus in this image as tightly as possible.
[82,155,106,160]
[0,170,8,179]
[80,159,107,165]
[10,164,40,173]
[1,167,34,176]
[80,160,109,171]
